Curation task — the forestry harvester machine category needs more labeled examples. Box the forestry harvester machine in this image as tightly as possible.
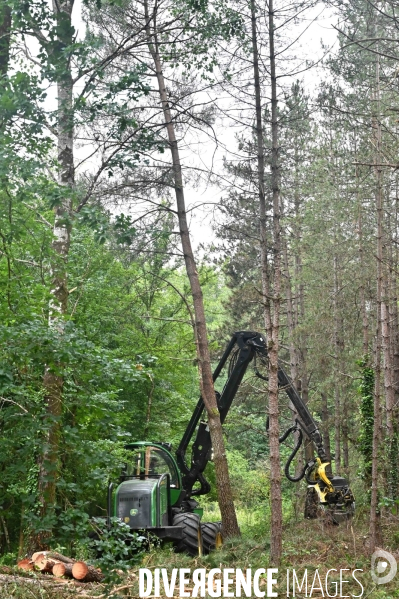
[107,331,355,555]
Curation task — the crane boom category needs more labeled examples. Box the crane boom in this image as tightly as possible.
[176,331,354,522]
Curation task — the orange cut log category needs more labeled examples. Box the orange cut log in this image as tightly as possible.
[31,552,45,563]
[72,561,103,582]
[53,562,74,578]
[35,555,62,573]
[17,559,35,571]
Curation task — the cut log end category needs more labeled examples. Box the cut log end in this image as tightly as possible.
[35,555,64,573]
[72,561,103,582]
[53,562,74,578]
[17,559,34,571]
[72,561,88,580]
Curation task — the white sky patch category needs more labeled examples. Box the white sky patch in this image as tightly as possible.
[22,0,338,249]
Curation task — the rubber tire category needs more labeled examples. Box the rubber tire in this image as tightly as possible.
[201,521,223,554]
[173,512,203,557]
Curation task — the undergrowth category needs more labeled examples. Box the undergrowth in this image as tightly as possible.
[2,510,399,598]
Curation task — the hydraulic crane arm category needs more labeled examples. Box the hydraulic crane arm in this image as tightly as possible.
[176,331,332,499]
[277,367,327,463]
[176,331,267,497]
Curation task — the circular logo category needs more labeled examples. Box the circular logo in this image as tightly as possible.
[371,549,397,584]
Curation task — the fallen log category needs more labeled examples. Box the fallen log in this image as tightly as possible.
[35,555,63,574]
[16,559,35,572]
[43,552,76,565]
[53,562,74,578]
[32,551,76,565]
[72,561,104,583]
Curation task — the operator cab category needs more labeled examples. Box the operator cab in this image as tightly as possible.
[122,442,180,489]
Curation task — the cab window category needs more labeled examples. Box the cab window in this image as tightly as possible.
[124,446,179,488]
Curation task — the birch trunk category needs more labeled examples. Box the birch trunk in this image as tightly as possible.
[144,0,239,537]
[36,0,74,547]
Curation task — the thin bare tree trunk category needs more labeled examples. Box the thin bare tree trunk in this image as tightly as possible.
[250,0,282,561]
[391,286,399,430]
[342,399,349,471]
[370,51,383,553]
[389,211,399,501]
[291,149,312,466]
[283,240,305,488]
[283,242,298,387]
[266,0,283,565]
[300,370,314,463]
[0,0,12,554]
[320,393,332,477]
[333,254,341,471]
[144,1,239,537]
[356,165,369,355]
[382,287,394,441]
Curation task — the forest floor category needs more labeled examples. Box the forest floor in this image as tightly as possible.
[1,512,398,598]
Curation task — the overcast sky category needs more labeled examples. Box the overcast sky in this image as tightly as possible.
[62,1,340,249]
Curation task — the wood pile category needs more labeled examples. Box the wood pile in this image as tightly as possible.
[17,551,104,582]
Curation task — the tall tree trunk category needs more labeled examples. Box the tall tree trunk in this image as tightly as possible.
[266,0,283,565]
[333,254,341,471]
[292,146,312,465]
[382,285,394,442]
[320,393,332,477]
[370,51,383,553]
[356,164,369,355]
[342,398,349,471]
[283,235,298,387]
[36,0,74,548]
[283,240,305,488]
[385,210,398,500]
[144,0,240,538]
[390,276,399,412]
[250,0,283,562]
[389,235,399,501]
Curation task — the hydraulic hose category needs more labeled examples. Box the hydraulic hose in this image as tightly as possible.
[266,419,306,482]
[283,428,306,482]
